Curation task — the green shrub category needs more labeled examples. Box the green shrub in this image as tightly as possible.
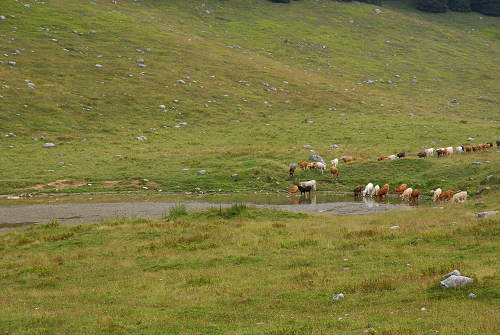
[448,0,472,11]
[417,0,448,12]
[166,204,188,220]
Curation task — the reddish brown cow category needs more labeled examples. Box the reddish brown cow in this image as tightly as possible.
[354,185,363,197]
[298,161,309,170]
[342,157,353,163]
[417,152,426,158]
[465,146,472,153]
[438,190,454,202]
[393,183,407,194]
[289,166,296,177]
[378,156,388,161]
[377,184,389,198]
[289,185,299,194]
[330,167,340,178]
[409,189,420,202]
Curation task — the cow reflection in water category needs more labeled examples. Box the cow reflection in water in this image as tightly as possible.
[287,193,316,205]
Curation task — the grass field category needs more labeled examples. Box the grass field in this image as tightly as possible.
[0,199,499,334]
[0,0,499,197]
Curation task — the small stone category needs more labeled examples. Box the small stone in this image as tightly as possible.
[137,58,144,63]
[27,82,35,88]
[43,142,55,148]
[330,144,339,149]
[348,19,354,23]
[95,64,102,68]
[394,74,400,78]
[442,269,461,278]
[390,225,400,229]
[0,15,6,20]
[136,136,147,141]
[375,8,382,13]
[331,293,344,302]
[303,144,312,148]
[471,162,481,166]
[178,79,186,84]
[159,104,166,109]
[408,113,415,117]
[486,175,493,180]
[450,99,457,104]
[8,61,16,66]
[420,307,426,311]
[468,293,477,298]
[309,155,325,163]
[476,211,498,218]
[440,275,473,288]
[198,170,207,175]
[182,168,189,171]
[80,138,87,142]
[411,79,418,84]
[467,137,474,141]
[231,173,238,178]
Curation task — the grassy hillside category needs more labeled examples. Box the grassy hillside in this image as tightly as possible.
[0,0,499,196]
[0,202,499,334]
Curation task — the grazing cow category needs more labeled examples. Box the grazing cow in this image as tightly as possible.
[472,146,479,152]
[401,188,413,201]
[387,155,396,160]
[289,166,296,177]
[371,185,380,197]
[342,157,353,163]
[397,152,405,158]
[300,180,317,191]
[378,156,388,161]
[445,147,453,155]
[455,146,463,154]
[432,188,442,202]
[496,140,500,148]
[307,162,317,170]
[465,146,472,153]
[437,149,444,157]
[330,167,340,178]
[331,158,339,168]
[417,152,427,158]
[362,183,374,197]
[438,190,454,202]
[354,185,363,197]
[289,185,299,194]
[452,191,467,203]
[354,158,364,161]
[298,185,312,197]
[425,148,434,157]
[377,184,389,198]
[393,183,407,194]
[486,142,493,149]
[316,162,326,174]
[409,189,419,202]
[298,161,309,170]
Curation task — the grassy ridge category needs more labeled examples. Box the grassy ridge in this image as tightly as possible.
[0,0,499,195]
[0,203,499,334]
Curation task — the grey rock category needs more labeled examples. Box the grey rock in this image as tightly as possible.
[450,99,458,104]
[95,64,102,68]
[330,144,339,149]
[387,79,392,84]
[486,175,493,180]
[43,142,56,148]
[475,201,484,206]
[178,79,186,84]
[0,15,6,20]
[411,79,418,84]
[394,74,400,78]
[375,8,382,13]
[309,155,325,163]
[198,170,207,175]
[442,269,461,278]
[331,293,344,302]
[390,225,400,229]
[408,113,415,117]
[136,136,147,141]
[468,137,474,141]
[80,138,87,142]
[231,173,238,178]
[469,292,477,298]
[440,275,473,288]
[8,61,16,66]
[476,211,498,218]
[27,82,35,88]
[348,19,354,23]
[303,144,312,148]
[472,162,481,165]
[182,168,189,171]
[137,58,144,63]
[138,63,146,68]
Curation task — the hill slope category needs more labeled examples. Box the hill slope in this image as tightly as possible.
[0,0,499,195]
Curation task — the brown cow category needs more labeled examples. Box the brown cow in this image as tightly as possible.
[465,146,472,153]
[377,184,389,198]
[288,185,299,194]
[298,161,309,170]
[330,167,340,178]
[438,190,454,202]
[393,183,408,194]
[354,185,363,197]
[417,152,426,158]
[472,146,478,152]
[289,166,296,177]
[342,157,353,163]
[378,156,388,161]
[409,189,419,202]
[354,158,364,161]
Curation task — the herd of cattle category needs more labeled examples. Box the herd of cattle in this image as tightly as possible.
[286,140,499,202]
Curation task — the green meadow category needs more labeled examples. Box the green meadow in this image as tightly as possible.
[0,0,498,196]
[0,200,499,334]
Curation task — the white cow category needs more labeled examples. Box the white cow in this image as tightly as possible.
[456,146,463,154]
[316,162,326,174]
[371,185,380,197]
[452,191,467,203]
[387,154,396,160]
[432,188,442,202]
[300,180,317,191]
[401,188,413,201]
[445,146,453,155]
[331,158,339,168]
[362,183,374,197]
[425,148,434,157]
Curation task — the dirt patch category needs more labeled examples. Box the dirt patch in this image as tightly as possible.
[25,180,87,191]
[20,179,158,192]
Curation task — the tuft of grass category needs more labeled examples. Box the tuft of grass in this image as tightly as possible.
[165,204,188,220]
